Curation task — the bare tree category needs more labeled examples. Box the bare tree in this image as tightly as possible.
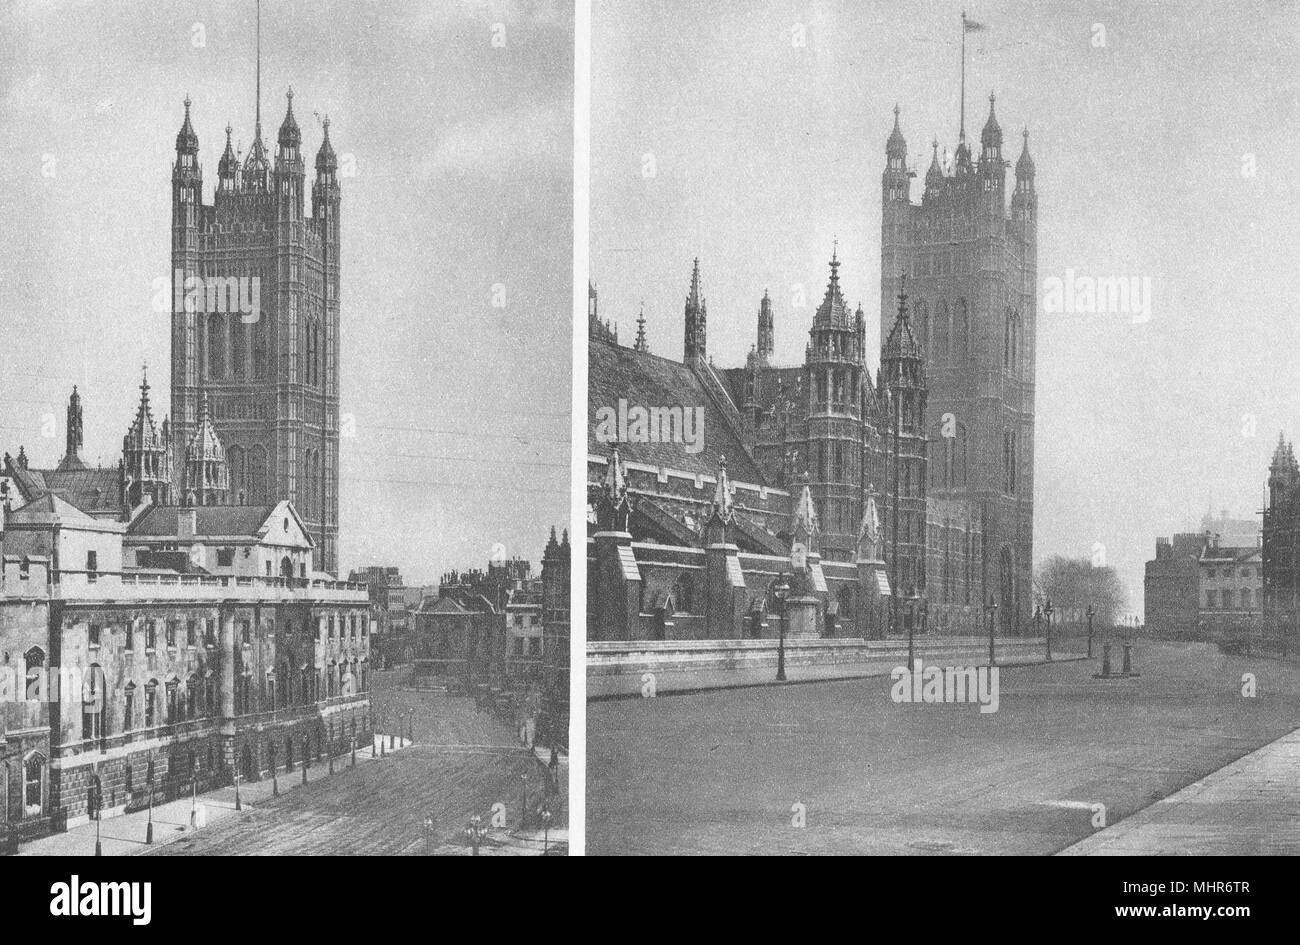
[1034,555,1128,627]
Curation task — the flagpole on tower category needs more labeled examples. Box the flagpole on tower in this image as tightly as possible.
[960,10,967,141]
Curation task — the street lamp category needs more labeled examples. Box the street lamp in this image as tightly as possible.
[423,815,436,855]
[1043,598,1055,661]
[465,813,487,857]
[772,573,790,682]
[1086,604,1095,659]
[985,594,998,667]
[520,772,529,830]
[540,805,553,855]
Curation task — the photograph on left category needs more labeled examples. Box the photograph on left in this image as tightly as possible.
[0,0,572,857]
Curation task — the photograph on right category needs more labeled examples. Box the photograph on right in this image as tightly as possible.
[584,0,1300,856]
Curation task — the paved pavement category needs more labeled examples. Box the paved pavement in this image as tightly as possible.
[1058,726,1300,855]
[20,670,567,856]
[588,640,1300,855]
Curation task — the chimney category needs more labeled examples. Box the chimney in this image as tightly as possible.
[179,508,197,541]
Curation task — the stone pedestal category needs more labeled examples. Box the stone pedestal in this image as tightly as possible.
[785,595,820,639]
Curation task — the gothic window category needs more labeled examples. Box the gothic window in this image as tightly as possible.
[208,313,225,379]
[954,299,969,360]
[672,573,695,615]
[232,320,247,379]
[915,300,929,350]
[935,301,951,362]
[253,317,269,379]
[228,445,246,499]
[24,647,45,700]
[248,445,268,504]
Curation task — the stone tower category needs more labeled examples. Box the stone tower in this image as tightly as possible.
[59,386,84,470]
[879,96,1036,631]
[880,278,929,626]
[168,19,341,572]
[798,249,870,563]
[122,368,173,508]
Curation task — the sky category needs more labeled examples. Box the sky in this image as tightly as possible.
[0,0,573,586]
[591,0,1300,616]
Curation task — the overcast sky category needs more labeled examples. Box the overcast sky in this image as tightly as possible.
[591,0,1300,615]
[0,0,572,585]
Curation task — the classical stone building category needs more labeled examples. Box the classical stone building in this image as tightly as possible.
[0,483,370,847]
[586,99,1034,643]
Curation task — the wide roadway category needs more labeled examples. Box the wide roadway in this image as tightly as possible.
[587,640,1300,855]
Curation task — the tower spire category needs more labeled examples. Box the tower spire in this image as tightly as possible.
[255,0,262,135]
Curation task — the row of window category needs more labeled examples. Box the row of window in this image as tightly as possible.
[80,660,368,742]
[78,613,366,650]
[1206,588,1256,609]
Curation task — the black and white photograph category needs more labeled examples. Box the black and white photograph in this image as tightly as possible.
[585,0,1299,866]
[0,0,572,858]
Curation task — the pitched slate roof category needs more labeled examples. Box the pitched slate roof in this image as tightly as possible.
[588,339,765,484]
[127,504,278,538]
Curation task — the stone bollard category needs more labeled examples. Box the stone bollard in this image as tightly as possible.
[1122,643,1133,676]
[1101,642,1112,678]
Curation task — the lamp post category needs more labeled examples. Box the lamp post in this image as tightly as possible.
[772,573,790,682]
[985,594,998,667]
[1043,598,1054,662]
[540,806,553,855]
[423,815,435,855]
[465,813,487,857]
[1086,604,1095,659]
[520,772,529,830]
[95,801,102,857]
[234,767,242,811]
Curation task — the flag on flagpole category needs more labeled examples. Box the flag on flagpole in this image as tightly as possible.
[963,15,988,32]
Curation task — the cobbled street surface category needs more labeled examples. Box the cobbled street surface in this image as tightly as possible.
[149,673,550,855]
[588,640,1300,855]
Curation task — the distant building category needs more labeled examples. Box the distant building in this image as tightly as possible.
[346,565,423,665]
[1264,434,1300,620]
[1144,525,1262,636]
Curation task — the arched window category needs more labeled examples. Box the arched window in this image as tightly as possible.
[82,664,105,742]
[24,752,45,814]
[248,445,268,504]
[227,445,246,500]
[672,573,695,615]
[935,300,951,362]
[123,681,136,732]
[954,299,969,360]
[208,313,225,379]
[252,317,270,379]
[915,299,929,350]
[24,647,45,701]
[144,679,159,727]
[232,320,247,379]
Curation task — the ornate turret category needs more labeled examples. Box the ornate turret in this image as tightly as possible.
[978,92,1005,192]
[122,367,173,508]
[175,95,199,155]
[277,87,301,150]
[683,258,707,367]
[633,306,649,352]
[924,139,945,197]
[756,289,774,362]
[217,123,238,193]
[595,449,630,531]
[57,386,85,471]
[183,392,229,506]
[1015,127,1035,183]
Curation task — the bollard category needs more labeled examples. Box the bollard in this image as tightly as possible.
[1101,642,1112,678]
[1122,642,1133,676]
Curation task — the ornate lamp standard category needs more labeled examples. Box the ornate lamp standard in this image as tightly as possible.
[465,813,487,857]
[772,573,790,682]
[1043,598,1055,661]
[520,772,529,830]
[540,805,553,855]
[423,815,436,855]
[1086,603,1096,659]
[985,594,998,667]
